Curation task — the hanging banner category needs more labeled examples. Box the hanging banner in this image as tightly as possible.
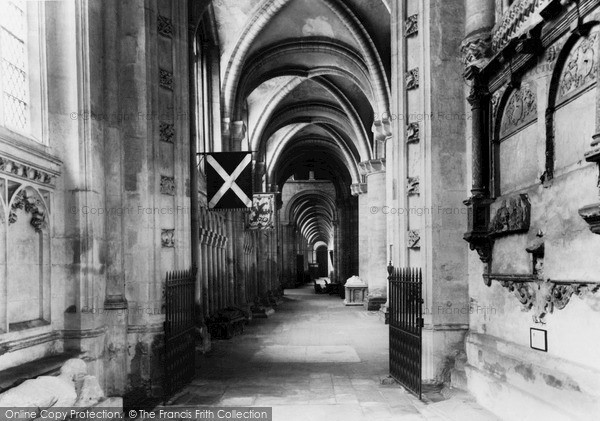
[247,193,276,230]
[206,152,253,210]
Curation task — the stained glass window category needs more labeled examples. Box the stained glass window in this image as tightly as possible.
[0,0,29,132]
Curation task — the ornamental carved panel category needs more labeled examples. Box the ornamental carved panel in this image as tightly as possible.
[0,156,55,185]
[558,31,598,101]
[405,14,418,37]
[405,68,419,90]
[408,230,420,249]
[499,84,537,138]
[407,177,420,195]
[161,229,175,248]
[498,279,599,323]
[491,0,542,53]
[157,15,173,38]
[489,194,531,237]
[160,176,175,196]
[407,122,420,143]
[160,122,175,143]
[9,188,47,232]
[159,69,173,91]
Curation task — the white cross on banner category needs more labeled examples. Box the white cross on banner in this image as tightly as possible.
[206,152,253,210]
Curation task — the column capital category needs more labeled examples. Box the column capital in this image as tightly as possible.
[358,159,386,176]
[351,183,368,196]
[372,118,392,142]
[460,31,492,74]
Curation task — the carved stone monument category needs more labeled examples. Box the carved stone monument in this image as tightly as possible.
[344,276,368,306]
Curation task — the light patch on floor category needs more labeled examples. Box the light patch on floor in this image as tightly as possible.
[251,345,361,363]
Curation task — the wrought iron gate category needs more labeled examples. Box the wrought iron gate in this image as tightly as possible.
[388,266,423,399]
[164,267,196,400]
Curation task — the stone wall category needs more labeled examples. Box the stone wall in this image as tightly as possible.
[463,1,600,418]
[0,0,193,399]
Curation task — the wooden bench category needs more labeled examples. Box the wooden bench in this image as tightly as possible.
[206,308,247,339]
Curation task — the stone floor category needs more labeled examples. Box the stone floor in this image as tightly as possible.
[164,285,500,421]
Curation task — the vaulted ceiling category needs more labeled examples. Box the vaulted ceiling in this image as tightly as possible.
[211,0,390,182]
[194,0,391,244]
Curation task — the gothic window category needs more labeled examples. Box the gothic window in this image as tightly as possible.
[0,1,46,142]
[0,0,29,131]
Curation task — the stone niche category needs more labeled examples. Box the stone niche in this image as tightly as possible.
[3,185,51,331]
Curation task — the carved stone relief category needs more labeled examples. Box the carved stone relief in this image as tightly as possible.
[489,194,531,237]
[9,189,47,232]
[407,177,420,195]
[160,176,175,196]
[500,84,537,138]
[405,68,419,90]
[491,86,507,122]
[407,122,420,143]
[160,122,175,143]
[460,32,492,68]
[558,31,598,101]
[157,15,173,38]
[159,69,173,91]
[0,156,55,186]
[408,230,420,249]
[405,14,418,37]
[499,279,600,323]
[491,0,541,53]
[161,229,175,248]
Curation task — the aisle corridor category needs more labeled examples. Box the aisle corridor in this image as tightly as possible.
[164,286,497,421]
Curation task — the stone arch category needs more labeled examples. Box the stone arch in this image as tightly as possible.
[283,190,338,226]
[220,0,390,129]
[545,21,600,183]
[491,82,538,195]
[267,132,361,186]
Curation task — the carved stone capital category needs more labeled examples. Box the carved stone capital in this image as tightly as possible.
[358,159,386,176]
[350,183,367,196]
[231,121,247,141]
[372,118,392,141]
[467,80,490,106]
[461,32,492,70]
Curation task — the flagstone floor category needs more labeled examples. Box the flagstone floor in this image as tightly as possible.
[162,285,500,421]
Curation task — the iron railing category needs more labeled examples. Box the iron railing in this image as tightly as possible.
[388,266,423,399]
[163,267,196,401]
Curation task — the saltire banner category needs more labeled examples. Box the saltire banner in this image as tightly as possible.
[247,193,276,230]
[206,152,253,210]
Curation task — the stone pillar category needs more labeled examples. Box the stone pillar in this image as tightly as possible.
[351,182,368,283]
[212,232,218,311]
[354,159,387,310]
[200,228,210,318]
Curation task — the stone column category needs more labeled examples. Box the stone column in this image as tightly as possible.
[354,159,388,310]
[463,0,495,262]
[351,182,368,285]
[200,229,210,318]
[210,235,217,313]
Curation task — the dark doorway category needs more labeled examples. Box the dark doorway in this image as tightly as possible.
[316,246,329,277]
